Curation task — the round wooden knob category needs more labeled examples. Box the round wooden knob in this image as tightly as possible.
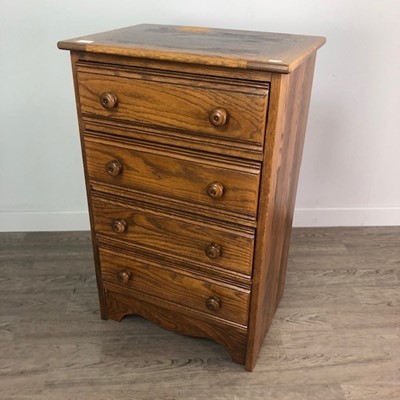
[209,108,228,127]
[117,269,131,284]
[105,159,122,176]
[111,219,127,234]
[205,243,222,259]
[206,182,224,199]
[100,92,118,109]
[206,296,221,312]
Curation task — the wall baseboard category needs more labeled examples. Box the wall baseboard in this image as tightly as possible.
[0,211,90,232]
[0,207,399,232]
[293,207,400,227]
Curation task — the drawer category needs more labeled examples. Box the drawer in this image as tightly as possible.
[84,136,261,219]
[77,66,268,146]
[92,196,255,276]
[99,248,250,326]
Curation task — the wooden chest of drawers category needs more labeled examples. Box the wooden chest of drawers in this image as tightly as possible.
[58,24,325,371]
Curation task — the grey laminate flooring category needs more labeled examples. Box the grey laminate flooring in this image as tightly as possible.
[0,227,399,400]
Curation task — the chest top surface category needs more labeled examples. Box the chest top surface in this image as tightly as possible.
[58,23,325,73]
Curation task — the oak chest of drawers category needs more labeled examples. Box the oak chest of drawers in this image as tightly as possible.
[58,24,325,371]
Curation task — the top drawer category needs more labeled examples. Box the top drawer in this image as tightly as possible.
[76,63,269,147]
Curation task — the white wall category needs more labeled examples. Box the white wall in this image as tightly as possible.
[0,0,399,231]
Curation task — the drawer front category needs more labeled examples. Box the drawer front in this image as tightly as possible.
[77,69,268,146]
[99,248,250,325]
[92,196,255,276]
[84,137,261,219]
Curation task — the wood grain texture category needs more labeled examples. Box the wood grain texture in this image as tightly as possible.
[58,24,325,73]
[91,195,255,277]
[99,248,250,326]
[59,26,325,372]
[83,119,266,161]
[105,290,248,365]
[77,64,269,146]
[84,135,261,219]
[70,52,109,321]
[246,53,317,370]
[76,52,273,83]
[1,228,400,399]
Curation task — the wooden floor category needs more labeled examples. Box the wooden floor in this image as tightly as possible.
[0,227,399,400]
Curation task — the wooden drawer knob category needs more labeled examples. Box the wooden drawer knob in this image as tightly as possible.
[205,243,222,259]
[206,182,224,199]
[111,219,127,234]
[209,108,228,127]
[105,159,122,176]
[100,92,118,109]
[117,269,131,284]
[206,295,221,312]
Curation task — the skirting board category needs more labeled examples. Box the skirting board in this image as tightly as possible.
[293,207,400,227]
[0,211,90,232]
[0,208,400,232]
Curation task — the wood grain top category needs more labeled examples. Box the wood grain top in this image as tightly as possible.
[58,24,325,73]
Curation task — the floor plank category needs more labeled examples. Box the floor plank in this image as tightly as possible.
[0,227,399,399]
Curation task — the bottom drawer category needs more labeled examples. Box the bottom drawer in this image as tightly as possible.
[99,247,250,326]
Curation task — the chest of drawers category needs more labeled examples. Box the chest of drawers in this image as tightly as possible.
[58,24,325,371]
